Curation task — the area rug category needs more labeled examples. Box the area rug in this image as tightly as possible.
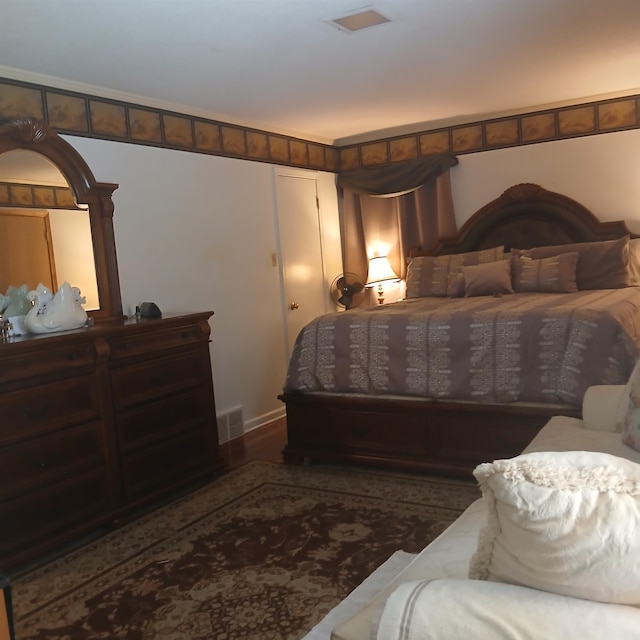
[12,460,480,640]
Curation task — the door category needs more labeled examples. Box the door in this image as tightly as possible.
[0,209,57,293]
[274,170,328,361]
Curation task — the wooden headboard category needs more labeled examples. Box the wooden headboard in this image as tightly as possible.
[412,183,635,257]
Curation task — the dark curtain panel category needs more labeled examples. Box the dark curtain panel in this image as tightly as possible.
[338,155,458,289]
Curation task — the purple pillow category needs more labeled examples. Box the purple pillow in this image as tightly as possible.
[462,259,514,297]
[406,246,504,298]
[512,252,578,293]
[511,236,629,290]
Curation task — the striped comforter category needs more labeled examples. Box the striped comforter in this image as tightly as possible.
[284,289,640,407]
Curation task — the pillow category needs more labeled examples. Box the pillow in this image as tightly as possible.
[446,271,465,297]
[629,237,640,286]
[377,578,640,640]
[620,358,640,452]
[511,235,630,290]
[462,259,513,297]
[406,246,503,298]
[582,385,628,432]
[512,251,578,293]
[469,450,640,605]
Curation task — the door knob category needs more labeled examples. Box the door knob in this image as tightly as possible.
[289,302,299,310]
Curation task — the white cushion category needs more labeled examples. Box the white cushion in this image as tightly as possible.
[469,450,640,604]
[582,384,626,432]
[621,359,640,452]
[524,417,640,464]
[376,578,640,640]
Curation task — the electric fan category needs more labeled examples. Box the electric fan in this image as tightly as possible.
[330,273,365,309]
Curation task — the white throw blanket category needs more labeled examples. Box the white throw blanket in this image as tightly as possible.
[376,578,640,640]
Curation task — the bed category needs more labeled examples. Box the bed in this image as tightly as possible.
[279,183,640,477]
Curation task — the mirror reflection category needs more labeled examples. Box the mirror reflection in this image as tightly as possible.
[0,149,99,310]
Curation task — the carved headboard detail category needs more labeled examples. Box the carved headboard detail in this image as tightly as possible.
[411,183,635,257]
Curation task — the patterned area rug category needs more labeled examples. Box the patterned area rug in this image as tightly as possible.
[13,461,480,640]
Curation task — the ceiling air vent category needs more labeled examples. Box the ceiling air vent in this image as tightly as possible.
[329,9,391,33]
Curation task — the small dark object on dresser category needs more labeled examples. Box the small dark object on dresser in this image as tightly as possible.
[139,302,162,318]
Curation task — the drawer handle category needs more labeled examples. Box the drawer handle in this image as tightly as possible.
[149,372,168,387]
[23,403,50,420]
[31,453,59,470]
[36,499,63,519]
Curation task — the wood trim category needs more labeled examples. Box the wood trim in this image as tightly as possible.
[0,118,123,323]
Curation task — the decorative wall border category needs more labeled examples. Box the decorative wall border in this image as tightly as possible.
[0,180,79,209]
[0,78,339,172]
[339,95,640,170]
[1,77,638,173]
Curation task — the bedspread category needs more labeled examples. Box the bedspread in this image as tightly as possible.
[283,289,640,407]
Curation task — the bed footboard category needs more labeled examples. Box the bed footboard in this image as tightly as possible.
[279,392,580,478]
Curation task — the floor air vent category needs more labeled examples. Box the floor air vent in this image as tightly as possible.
[217,407,244,442]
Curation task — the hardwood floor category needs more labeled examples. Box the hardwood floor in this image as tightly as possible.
[219,417,287,469]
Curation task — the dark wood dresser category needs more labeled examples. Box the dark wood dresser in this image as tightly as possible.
[0,311,222,572]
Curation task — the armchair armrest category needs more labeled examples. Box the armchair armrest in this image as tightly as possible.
[377,578,640,640]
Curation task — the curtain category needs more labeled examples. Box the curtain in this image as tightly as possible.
[338,154,458,287]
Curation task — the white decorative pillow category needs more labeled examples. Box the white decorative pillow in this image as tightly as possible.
[582,385,627,432]
[469,450,640,605]
[629,237,640,286]
[621,358,640,451]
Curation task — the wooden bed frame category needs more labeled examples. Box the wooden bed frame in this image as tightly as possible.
[279,183,635,478]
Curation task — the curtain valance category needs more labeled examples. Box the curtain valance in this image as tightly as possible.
[336,153,458,196]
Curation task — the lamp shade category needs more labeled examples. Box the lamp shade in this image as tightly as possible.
[366,256,399,286]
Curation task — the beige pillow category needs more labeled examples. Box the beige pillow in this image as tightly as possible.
[446,271,465,297]
[512,251,578,293]
[511,236,630,290]
[462,259,513,297]
[406,246,503,298]
[629,237,640,286]
[620,359,640,452]
[470,450,640,605]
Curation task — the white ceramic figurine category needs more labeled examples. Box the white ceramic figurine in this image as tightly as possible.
[24,282,88,334]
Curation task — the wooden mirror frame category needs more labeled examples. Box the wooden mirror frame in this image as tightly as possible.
[0,117,123,323]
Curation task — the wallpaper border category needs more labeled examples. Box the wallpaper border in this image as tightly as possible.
[0,180,78,209]
[340,95,640,170]
[1,77,638,172]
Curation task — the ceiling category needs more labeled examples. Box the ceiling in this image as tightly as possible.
[1,0,639,145]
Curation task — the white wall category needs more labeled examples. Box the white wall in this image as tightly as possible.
[64,136,341,434]
[451,129,640,231]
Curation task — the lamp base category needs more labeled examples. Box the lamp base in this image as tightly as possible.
[376,284,385,305]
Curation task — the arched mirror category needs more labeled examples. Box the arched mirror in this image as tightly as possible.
[0,118,123,323]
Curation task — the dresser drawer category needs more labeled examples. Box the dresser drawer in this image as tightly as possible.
[0,422,106,501]
[0,375,100,444]
[0,340,95,385]
[108,325,203,360]
[0,468,111,561]
[121,426,214,502]
[116,388,209,453]
[111,351,204,410]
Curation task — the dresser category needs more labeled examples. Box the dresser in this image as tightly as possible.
[0,312,222,572]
